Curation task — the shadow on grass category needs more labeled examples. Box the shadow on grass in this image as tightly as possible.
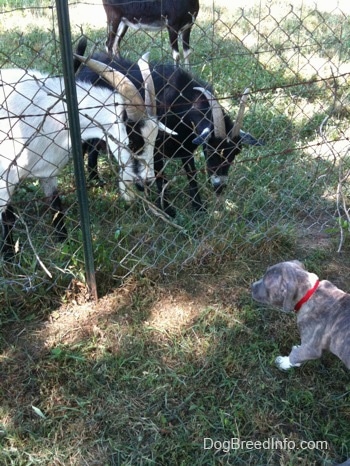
[0,257,349,465]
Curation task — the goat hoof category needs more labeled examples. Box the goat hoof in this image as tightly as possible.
[214,185,226,195]
[157,200,176,218]
[88,175,106,187]
[165,205,176,218]
[1,245,16,261]
[135,182,145,192]
[193,203,206,214]
[55,229,67,242]
[95,178,106,187]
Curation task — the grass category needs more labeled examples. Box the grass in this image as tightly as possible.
[1,267,349,465]
[0,0,350,464]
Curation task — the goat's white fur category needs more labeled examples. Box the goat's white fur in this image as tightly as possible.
[111,20,193,67]
[0,67,145,224]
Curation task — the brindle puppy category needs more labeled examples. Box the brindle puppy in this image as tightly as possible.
[251,260,350,370]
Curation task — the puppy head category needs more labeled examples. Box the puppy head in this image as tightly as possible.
[251,260,317,312]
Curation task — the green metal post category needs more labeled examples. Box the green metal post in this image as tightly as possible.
[55,0,98,301]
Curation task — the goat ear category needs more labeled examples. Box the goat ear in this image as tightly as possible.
[239,130,265,146]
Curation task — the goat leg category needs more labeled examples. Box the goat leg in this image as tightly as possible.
[1,205,16,259]
[84,139,106,185]
[154,155,176,218]
[182,157,204,212]
[50,192,67,242]
[182,26,192,68]
[40,179,67,242]
[167,26,181,66]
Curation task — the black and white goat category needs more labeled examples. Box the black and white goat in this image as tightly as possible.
[0,55,164,256]
[74,41,264,217]
[102,0,199,66]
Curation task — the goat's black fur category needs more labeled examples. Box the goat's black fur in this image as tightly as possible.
[75,39,263,217]
[102,0,199,65]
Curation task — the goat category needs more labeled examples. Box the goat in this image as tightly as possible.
[74,49,176,192]
[74,40,264,218]
[0,56,160,257]
[102,0,199,66]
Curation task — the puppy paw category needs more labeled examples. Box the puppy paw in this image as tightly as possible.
[275,356,292,370]
[275,356,301,371]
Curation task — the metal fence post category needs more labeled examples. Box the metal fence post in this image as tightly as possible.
[55,0,98,301]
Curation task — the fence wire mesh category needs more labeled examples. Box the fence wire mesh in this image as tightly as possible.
[1,0,350,297]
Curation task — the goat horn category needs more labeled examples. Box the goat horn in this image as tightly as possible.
[230,87,250,139]
[138,53,177,135]
[137,52,156,117]
[193,87,226,139]
[74,54,146,121]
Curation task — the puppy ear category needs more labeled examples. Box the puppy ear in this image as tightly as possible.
[290,259,305,270]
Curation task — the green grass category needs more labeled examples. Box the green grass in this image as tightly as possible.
[1,271,349,464]
[0,1,350,465]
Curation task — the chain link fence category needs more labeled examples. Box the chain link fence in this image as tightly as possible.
[1,0,350,297]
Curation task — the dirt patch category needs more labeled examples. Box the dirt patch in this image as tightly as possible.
[3,217,350,368]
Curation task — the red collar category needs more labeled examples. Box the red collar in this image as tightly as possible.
[294,280,320,312]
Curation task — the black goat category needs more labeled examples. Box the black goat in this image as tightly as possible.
[74,39,263,217]
[102,0,199,66]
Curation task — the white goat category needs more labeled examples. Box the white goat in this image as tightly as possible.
[0,61,153,256]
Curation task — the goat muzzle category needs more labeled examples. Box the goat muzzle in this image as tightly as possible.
[210,175,228,194]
